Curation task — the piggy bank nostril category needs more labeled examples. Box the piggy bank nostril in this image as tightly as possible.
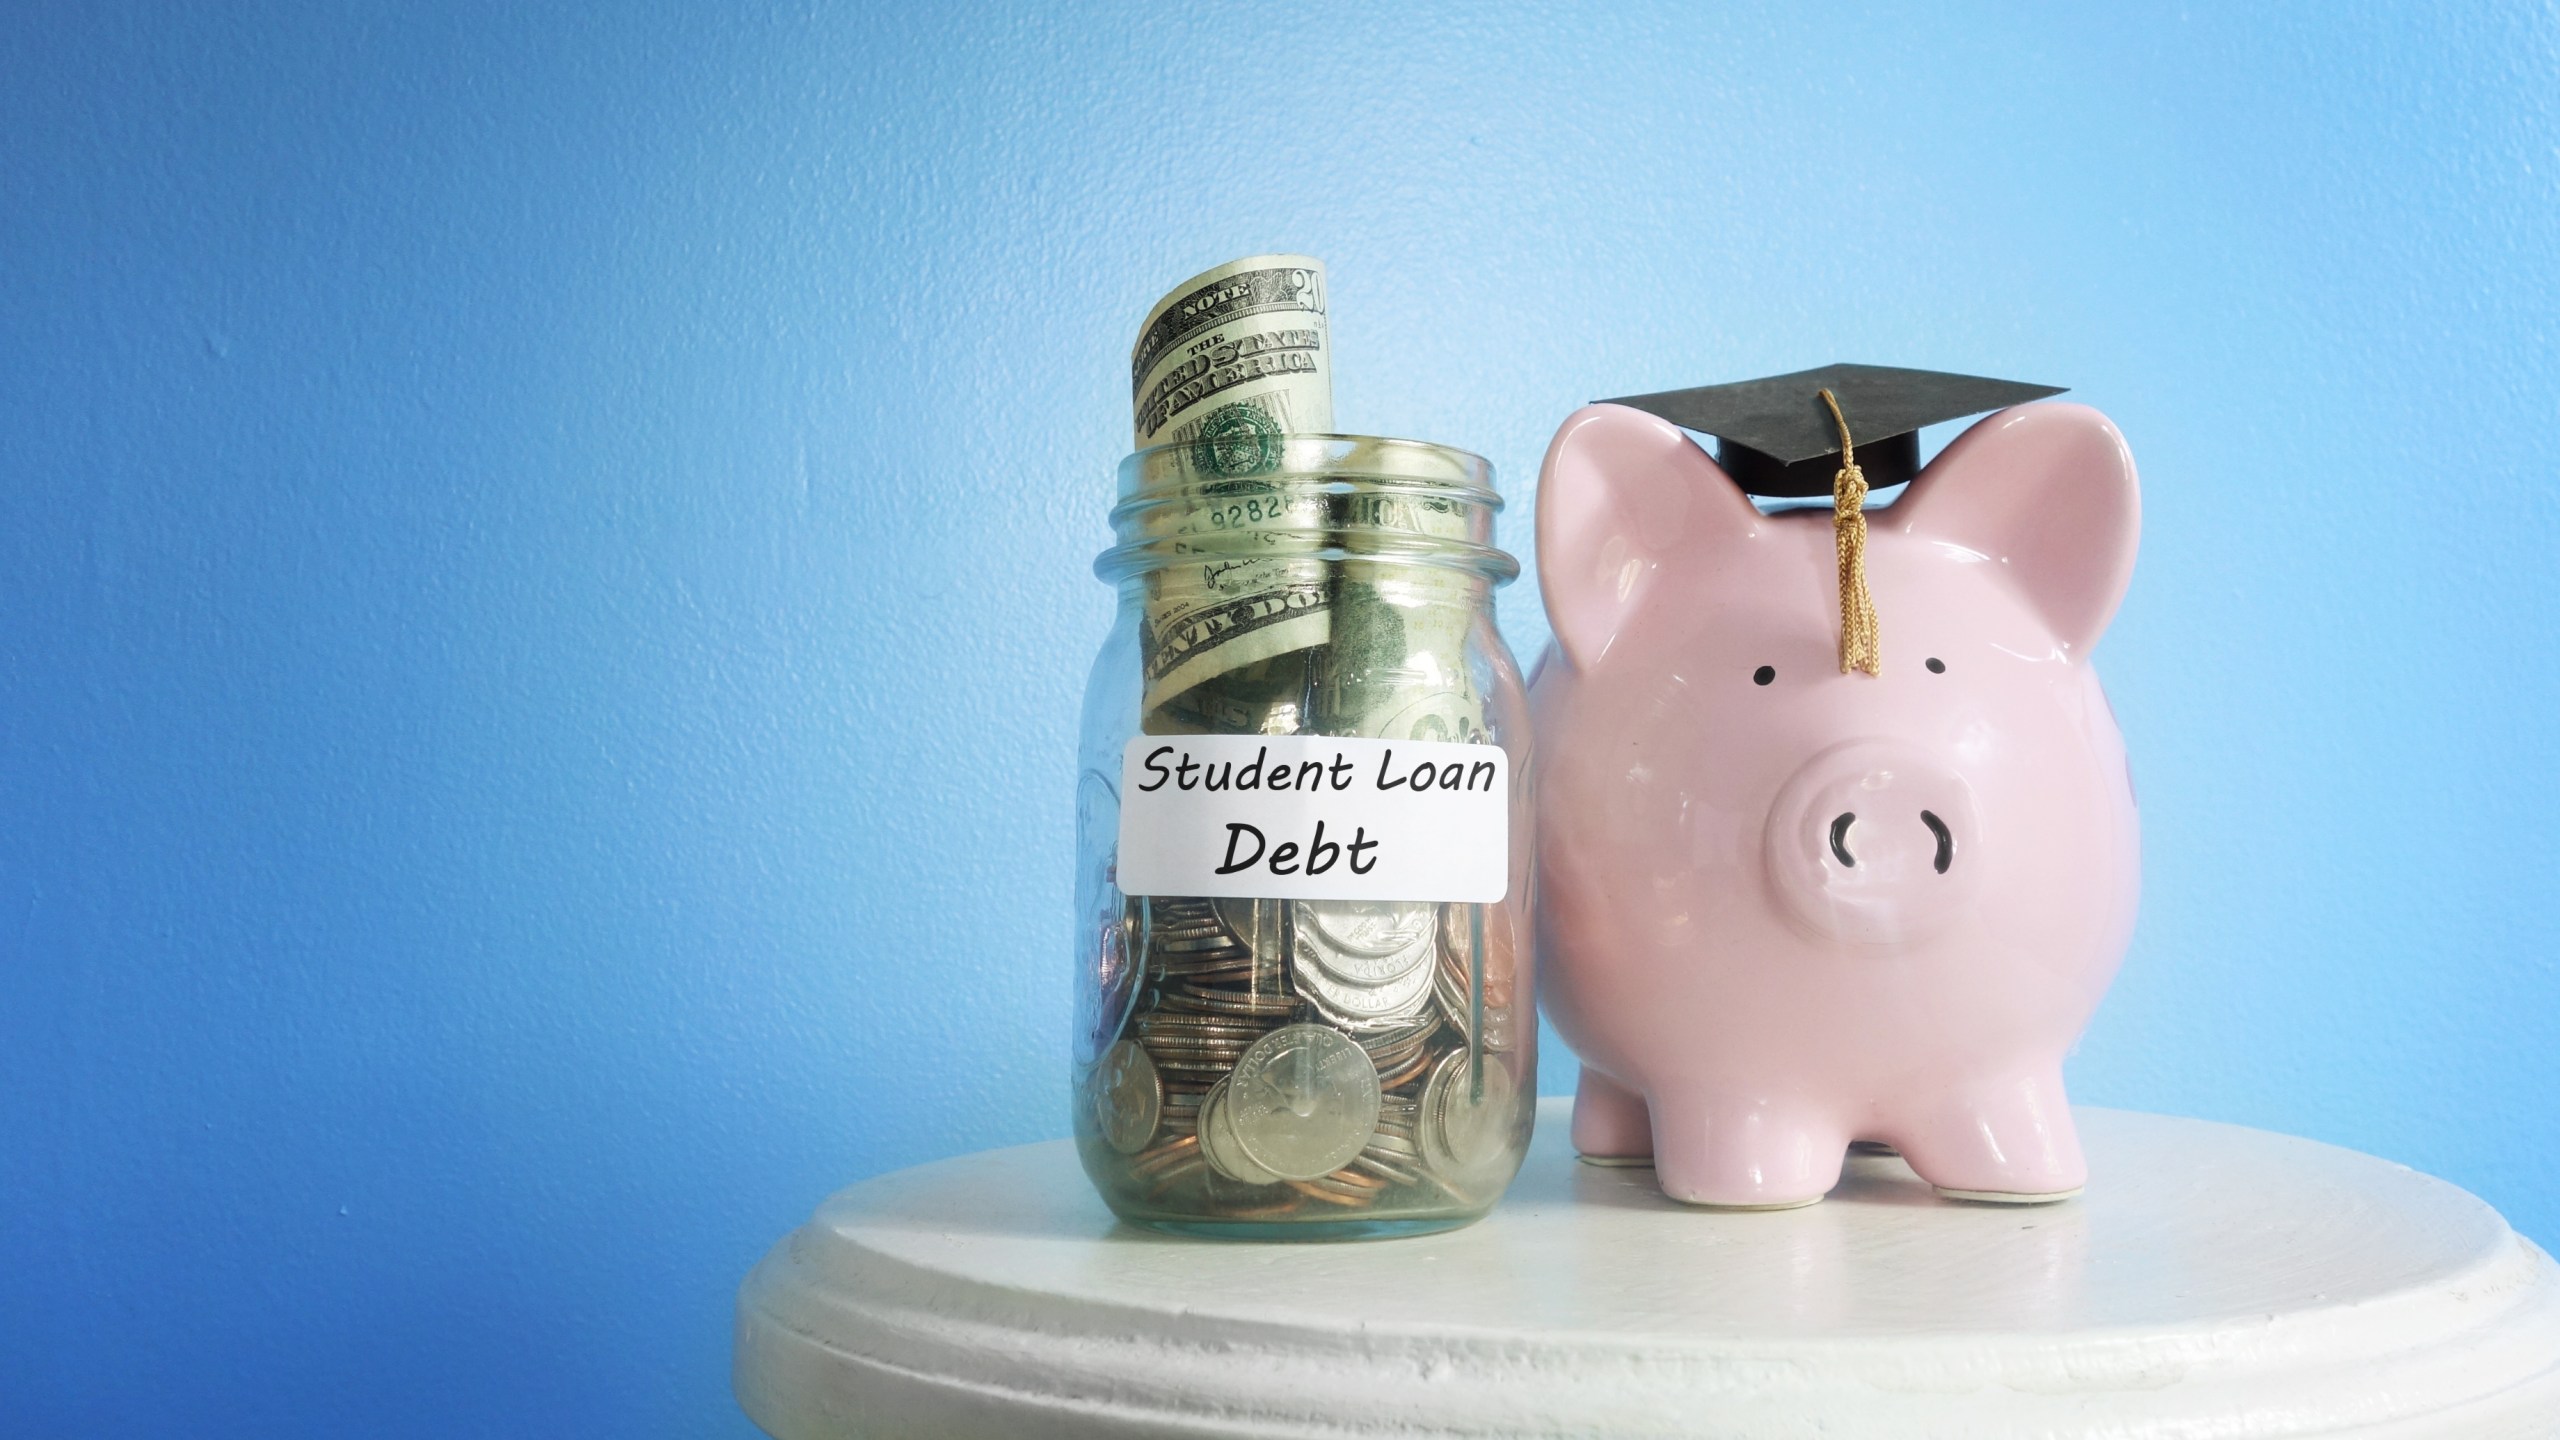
[1829,813,1858,868]
[1920,810,1954,874]
[1762,746,1987,945]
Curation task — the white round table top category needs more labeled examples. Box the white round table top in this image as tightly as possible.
[735,1099,2560,1438]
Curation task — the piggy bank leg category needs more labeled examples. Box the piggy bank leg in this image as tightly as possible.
[1895,1067,2087,1203]
[1648,1092,1846,1210]
[1571,1067,1654,1165]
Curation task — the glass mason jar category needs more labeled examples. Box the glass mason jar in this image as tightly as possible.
[1072,434,1535,1239]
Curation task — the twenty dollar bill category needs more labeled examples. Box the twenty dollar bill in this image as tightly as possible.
[1130,256,1336,710]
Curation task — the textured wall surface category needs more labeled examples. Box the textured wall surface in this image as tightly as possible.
[5,3,2555,1436]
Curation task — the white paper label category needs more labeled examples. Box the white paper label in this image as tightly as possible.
[1117,735,1509,902]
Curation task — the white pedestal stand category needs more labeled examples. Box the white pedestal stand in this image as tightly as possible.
[736,1100,2560,1437]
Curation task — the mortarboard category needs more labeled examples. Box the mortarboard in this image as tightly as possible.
[1600,363,2066,498]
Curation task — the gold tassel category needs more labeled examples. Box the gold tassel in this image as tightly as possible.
[1820,388,1881,676]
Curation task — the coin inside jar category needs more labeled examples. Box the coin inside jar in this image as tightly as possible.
[1195,1075,1287,1186]
[1434,902,1519,1051]
[1094,1039,1163,1155]
[1167,982,1296,1017]
[1210,895,1287,959]
[1293,899,1436,985]
[1224,1024,1382,1181]
[1437,900,1518,1009]
[1295,952,1437,1030]
[1420,1048,1518,1176]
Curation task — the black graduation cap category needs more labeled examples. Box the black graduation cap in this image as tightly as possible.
[1600,363,2066,498]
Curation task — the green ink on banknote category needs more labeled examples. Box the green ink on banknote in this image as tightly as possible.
[1192,401,1284,478]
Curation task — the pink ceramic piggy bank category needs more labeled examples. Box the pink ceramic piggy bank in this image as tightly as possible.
[1531,401,2140,1208]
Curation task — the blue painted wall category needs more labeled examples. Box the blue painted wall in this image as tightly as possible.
[5,3,2554,1434]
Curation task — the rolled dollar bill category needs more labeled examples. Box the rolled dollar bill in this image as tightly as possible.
[1131,255,1331,453]
[1131,256,1336,713]
[1127,260,1487,741]
[1308,476,1486,744]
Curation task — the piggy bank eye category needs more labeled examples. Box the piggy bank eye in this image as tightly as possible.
[1925,657,1946,674]
[1752,665,1776,686]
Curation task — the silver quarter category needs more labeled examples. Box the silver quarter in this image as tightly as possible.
[1211,895,1287,960]
[1299,899,1434,959]
[1293,899,1436,986]
[1353,1151,1426,1187]
[1196,1076,1286,1185]
[1094,1039,1163,1155]
[1420,1048,1518,1177]
[1361,1128,1422,1158]
[1226,1024,1382,1181]
[1296,952,1436,1028]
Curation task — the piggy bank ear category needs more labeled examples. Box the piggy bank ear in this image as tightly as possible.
[1892,402,2140,656]
[1537,403,1760,668]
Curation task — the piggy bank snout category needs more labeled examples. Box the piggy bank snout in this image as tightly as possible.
[1764,741,1981,946]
